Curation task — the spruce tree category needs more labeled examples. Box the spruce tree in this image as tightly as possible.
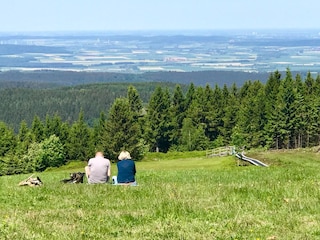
[264,71,282,148]
[210,84,224,141]
[169,84,186,148]
[104,97,144,160]
[92,111,107,151]
[222,83,239,144]
[127,85,143,115]
[271,69,296,149]
[31,115,44,142]
[235,81,266,148]
[146,86,172,152]
[67,110,93,160]
[0,121,16,157]
[180,118,209,151]
[16,120,33,156]
[185,82,196,110]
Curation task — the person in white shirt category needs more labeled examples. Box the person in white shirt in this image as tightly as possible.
[85,152,111,184]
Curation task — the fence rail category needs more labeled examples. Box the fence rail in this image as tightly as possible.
[206,146,235,157]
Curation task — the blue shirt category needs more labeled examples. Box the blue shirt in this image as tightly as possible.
[117,159,136,183]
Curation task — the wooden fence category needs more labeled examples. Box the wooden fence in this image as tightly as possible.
[206,146,235,157]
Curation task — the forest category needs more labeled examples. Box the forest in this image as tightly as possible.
[0,81,184,131]
[0,69,272,131]
[1,69,320,176]
[0,69,270,88]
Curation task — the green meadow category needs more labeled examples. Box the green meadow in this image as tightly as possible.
[1,149,320,240]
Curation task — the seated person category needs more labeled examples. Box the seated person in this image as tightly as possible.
[85,151,111,184]
[113,150,137,186]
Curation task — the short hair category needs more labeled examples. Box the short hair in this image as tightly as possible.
[118,151,131,160]
[95,152,104,157]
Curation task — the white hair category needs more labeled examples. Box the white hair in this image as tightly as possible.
[118,151,131,160]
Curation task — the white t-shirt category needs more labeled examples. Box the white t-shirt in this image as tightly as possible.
[87,156,110,184]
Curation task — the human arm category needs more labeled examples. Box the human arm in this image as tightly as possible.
[85,165,90,179]
[107,163,111,181]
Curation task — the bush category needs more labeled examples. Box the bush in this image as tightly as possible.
[23,135,66,172]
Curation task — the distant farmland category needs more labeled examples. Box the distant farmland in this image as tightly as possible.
[0,30,320,74]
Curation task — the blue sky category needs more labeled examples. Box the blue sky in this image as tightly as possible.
[1,0,319,32]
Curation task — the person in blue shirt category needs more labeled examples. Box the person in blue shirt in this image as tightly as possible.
[112,150,137,186]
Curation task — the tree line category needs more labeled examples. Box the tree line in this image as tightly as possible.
[1,69,320,176]
[0,82,183,131]
[0,69,270,88]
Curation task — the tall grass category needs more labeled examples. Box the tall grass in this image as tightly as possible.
[1,150,320,239]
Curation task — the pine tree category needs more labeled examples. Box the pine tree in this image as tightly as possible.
[203,84,216,141]
[209,84,224,141]
[291,74,306,148]
[31,115,44,142]
[16,120,33,156]
[221,83,239,144]
[67,110,94,160]
[270,69,296,149]
[313,75,320,145]
[44,113,64,138]
[43,113,70,154]
[127,85,143,115]
[302,73,320,147]
[264,71,282,148]
[127,85,145,154]
[235,81,266,148]
[180,118,209,151]
[186,87,205,126]
[185,82,196,110]
[146,86,172,152]
[0,121,16,157]
[169,84,186,148]
[304,72,315,95]
[92,111,107,151]
[314,75,320,95]
[104,97,144,160]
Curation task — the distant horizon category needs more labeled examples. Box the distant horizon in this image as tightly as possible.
[1,28,320,36]
[0,31,319,74]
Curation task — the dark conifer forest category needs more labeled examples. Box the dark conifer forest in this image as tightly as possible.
[1,69,320,175]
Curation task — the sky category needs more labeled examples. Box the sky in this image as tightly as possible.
[1,0,319,32]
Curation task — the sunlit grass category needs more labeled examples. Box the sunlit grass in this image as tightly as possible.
[1,150,320,239]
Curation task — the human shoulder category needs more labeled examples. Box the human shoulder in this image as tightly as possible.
[100,157,110,164]
[121,159,135,164]
[87,157,94,166]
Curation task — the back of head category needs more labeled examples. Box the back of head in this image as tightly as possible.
[95,151,104,157]
[118,151,131,160]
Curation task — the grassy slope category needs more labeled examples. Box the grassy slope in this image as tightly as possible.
[1,150,320,239]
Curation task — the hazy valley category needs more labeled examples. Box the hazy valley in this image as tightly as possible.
[1,29,319,75]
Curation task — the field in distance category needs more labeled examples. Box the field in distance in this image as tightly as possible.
[1,149,320,239]
[0,29,320,74]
